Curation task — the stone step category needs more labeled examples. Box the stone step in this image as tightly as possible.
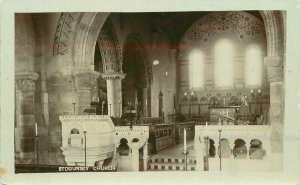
[149,162,196,171]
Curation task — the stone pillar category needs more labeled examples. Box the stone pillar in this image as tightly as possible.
[15,71,39,164]
[130,143,140,171]
[143,142,148,171]
[229,141,234,159]
[102,73,125,117]
[265,56,284,170]
[245,142,251,160]
[194,138,204,171]
[74,69,100,114]
[142,87,148,117]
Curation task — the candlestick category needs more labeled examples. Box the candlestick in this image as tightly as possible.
[118,100,121,117]
[35,122,38,136]
[102,101,105,115]
[97,97,99,102]
[205,121,208,137]
[145,99,148,106]
[184,128,187,151]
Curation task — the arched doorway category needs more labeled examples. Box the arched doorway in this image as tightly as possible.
[118,138,129,156]
[209,139,216,157]
[250,139,264,159]
[94,42,108,115]
[122,36,149,117]
[218,139,231,158]
[233,139,247,159]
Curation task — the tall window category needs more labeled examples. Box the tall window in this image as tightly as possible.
[189,50,204,89]
[214,39,234,89]
[245,45,262,87]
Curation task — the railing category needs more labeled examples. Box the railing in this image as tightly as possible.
[194,125,272,146]
[139,117,163,125]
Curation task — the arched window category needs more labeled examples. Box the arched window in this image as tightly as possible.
[214,39,234,89]
[70,128,80,134]
[245,45,262,88]
[189,50,204,89]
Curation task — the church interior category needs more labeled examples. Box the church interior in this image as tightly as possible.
[14,11,286,172]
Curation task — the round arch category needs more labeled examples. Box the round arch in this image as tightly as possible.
[122,33,152,117]
[53,11,285,77]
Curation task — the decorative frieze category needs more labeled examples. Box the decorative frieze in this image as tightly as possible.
[184,12,266,43]
[101,73,126,80]
[15,71,39,92]
[97,18,123,73]
[53,13,80,55]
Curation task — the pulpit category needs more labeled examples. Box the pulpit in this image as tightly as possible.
[60,115,116,166]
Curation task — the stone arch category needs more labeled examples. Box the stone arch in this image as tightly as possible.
[122,33,152,84]
[132,138,140,143]
[209,139,216,157]
[72,13,110,70]
[209,96,219,106]
[118,138,129,156]
[122,33,152,116]
[233,139,247,159]
[96,17,123,73]
[53,13,81,56]
[259,11,285,57]
[218,138,231,158]
[70,128,80,134]
[250,139,264,159]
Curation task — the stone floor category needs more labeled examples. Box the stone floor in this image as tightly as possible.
[148,140,197,171]
[150,140,196,158]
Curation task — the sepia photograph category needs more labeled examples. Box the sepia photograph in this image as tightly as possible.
[14,10,285,173]
[1,0,300,184]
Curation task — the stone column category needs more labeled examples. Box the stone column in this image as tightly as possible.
[229,141,234,159]
[130,143,140,171]
[74,69,100,114]
[245,142,251,160]
[194,138,204,171]
[102,73,125,117]
[265,56,284,170]
[15,71,39,164]
[143,142,148,171]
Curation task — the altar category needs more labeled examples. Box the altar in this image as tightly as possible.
[208,106,240,123]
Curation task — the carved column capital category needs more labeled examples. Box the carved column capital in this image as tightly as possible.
[265,56,284,82]
[101,72,126,80]
[15,71,39,92]
[74,69,100,89]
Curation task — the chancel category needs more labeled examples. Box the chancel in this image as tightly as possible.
[14,11,285,172]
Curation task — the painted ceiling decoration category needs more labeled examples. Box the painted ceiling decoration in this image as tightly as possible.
[184,11,266,42]
[53,13,80,55]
